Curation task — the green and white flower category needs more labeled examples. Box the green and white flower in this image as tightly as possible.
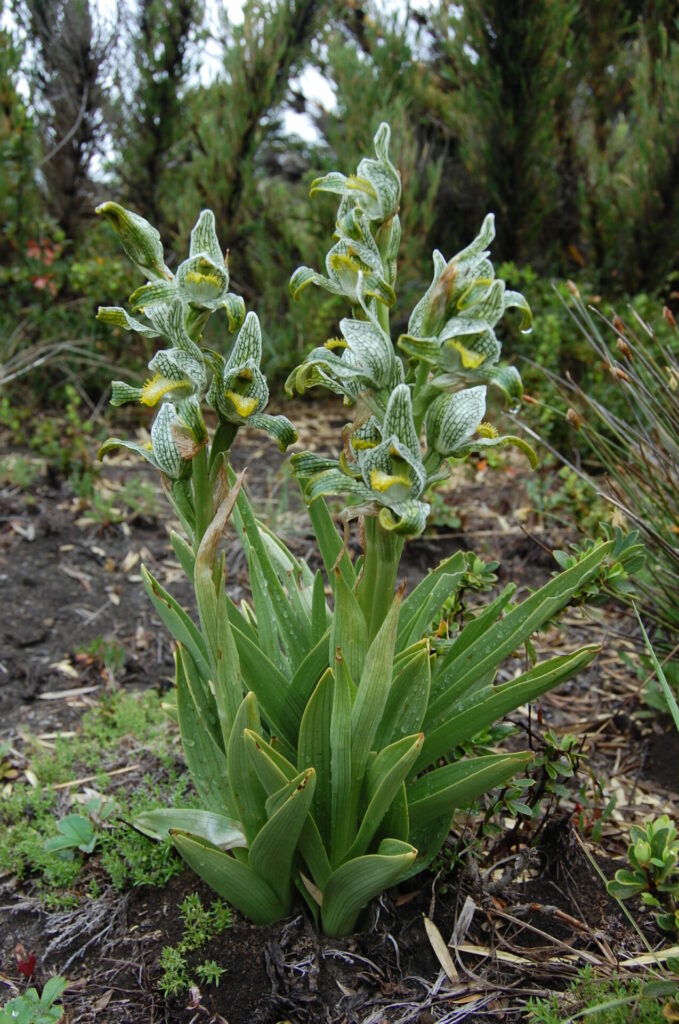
[285,312,403,402]
[309,122,401,225]
[294,384,430,536]
[99,399,202,479]
[398,215,531,405]
[207,312,297,451]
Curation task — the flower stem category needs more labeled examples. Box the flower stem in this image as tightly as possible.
[358,516,404,641]
[191,443,213,551]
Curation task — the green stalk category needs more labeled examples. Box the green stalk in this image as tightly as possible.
[191,444,213,551]
[208,421,239,477]
[357,516,404,641]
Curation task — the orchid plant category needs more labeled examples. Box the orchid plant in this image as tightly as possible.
[97,126,622,937]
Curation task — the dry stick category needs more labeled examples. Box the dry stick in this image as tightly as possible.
[487,906,609,969]
[51,764,140,790]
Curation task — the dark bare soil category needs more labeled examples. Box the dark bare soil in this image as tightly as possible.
[1,409,678,1023]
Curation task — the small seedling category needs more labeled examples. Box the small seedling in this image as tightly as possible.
[0,976,67,1024]
[607,815,679,935]
[43,814,97,858]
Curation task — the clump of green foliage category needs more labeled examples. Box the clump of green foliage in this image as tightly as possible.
[608,816,679,937]
[0,691,191,900]
[0,976,68,1024]
[527,966,665,1024]
[158,894,231,997]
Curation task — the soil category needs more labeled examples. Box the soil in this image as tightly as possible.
[1,405,678,1023]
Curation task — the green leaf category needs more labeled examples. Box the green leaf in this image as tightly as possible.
[345,733,423,860]
[170,831,285,924]
[40,977,68,1008]
[427,543,613,729]
[231,625,301,752]
[176,648,234,815]
[330,650,355,865]
[331,568,368,685]
[397,572,464,654]
[170,530,195,582]
[298,668,334,849]
[307,497,355,590]
[321,839,417,937]
[249,768,316,909]
[244,731,332,888]
[351,592,402,777]
[141,566,211,681]
[227,693,268,845]
[397,551,466,651]
[133,809,245,849]
[375,644,431,749]
[407,752,533,830]
[44,814,96,854]
[289,626,332,709]
[311,571,328,645]
[419,646,600,770]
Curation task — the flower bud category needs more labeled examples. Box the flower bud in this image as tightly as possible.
[96,202,169,280]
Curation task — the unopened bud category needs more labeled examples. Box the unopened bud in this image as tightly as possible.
[96,202,169,280]
[612,315,626,335]
[609,365,631,383]
[566,280,580,298]
[565,408,582,430]
[616,338,632,361]
[663,306,677,329]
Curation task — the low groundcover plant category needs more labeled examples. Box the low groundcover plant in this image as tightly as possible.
[97,125,628,937]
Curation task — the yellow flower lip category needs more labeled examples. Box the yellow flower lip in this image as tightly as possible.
[185,270,221,289]
[225,390,259,418]
[445,338,486,369]
[370,468,411,493]
[141,374,184,406]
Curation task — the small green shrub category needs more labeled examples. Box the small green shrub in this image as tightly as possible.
[527,966,664,1023]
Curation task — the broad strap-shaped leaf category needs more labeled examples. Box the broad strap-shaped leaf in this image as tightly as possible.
[351,591,402,778]
[245,730,332,888]
[375,643,431,749]
[418,646,600,771]
[321,838,417,937]
[407,752,533,830]
[170,831,286,925]
[297,669,334,849]
[249,768,316,909]
[430,585,516,703]
[289,626,332,709]
[133,809,245,849]
[194,475,244,745]
[330,650,355,866]
[427,541,613,729]
[141,566,211,681]
[344,733,423,861]
[176,648,234,815]
[397,569,465,654]
[306,496,356,590]
[231,625,301,752]
[227,693,268,846]
[398,551,467,646]
[330,568,368,685]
